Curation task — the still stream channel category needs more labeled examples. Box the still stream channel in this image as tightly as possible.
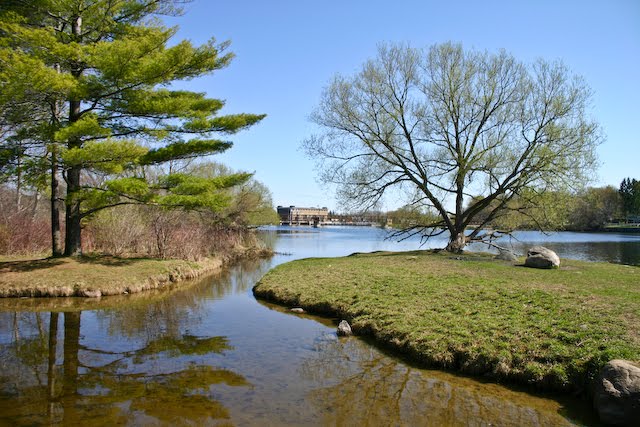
[3,226,639,425]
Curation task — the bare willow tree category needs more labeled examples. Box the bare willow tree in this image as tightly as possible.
[304,43,600,252]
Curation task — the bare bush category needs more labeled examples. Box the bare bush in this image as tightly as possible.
[84,206,148,256]
[0,187,50,255]
[0,184,267,260]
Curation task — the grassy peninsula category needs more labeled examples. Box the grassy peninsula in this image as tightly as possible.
[0,255,223,298]
[253,250,640,392]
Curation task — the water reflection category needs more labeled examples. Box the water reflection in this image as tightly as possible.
[0,311,249,425]
[1,227,630,425]
[300,337,596,427]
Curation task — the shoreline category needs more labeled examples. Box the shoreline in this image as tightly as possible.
[253,250,640,395]
[0,247,272,299]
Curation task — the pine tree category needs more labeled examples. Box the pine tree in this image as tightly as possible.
[0,0,265,256]
[619,178,638,218]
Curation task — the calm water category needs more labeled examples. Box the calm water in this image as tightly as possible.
[2,227,637,426]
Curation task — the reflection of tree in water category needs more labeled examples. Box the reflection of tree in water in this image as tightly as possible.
[93,256,273,344]
[1,257,273,424]
[0,311,249,425]
[216,256,275,296]
[300,338,582,427]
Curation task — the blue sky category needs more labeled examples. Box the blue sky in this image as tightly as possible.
[166,0,639,212]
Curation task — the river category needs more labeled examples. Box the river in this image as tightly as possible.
[1,227,638,425]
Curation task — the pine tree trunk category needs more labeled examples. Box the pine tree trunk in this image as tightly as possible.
[51,150,62,256]
[15,154,22,213]
[63,165,82,256]
[47,312,59,405]
[62,311,80,423]
[63,14,83,257]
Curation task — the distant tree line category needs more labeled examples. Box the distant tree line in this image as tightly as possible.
[468,177,640,232]
[332,177,638,234]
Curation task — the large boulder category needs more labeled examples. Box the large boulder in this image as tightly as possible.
[593,359,640,426]
[524,246,560,269]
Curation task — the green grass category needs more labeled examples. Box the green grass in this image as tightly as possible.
[253,250,640,392]
[0,255,221,298]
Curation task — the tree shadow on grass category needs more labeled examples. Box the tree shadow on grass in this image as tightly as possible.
[0,257,66,273]
[0,255,158,273]
[75,255,152,267]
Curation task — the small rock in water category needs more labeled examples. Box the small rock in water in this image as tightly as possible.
[337,320,352,336]
[290,307,305,313]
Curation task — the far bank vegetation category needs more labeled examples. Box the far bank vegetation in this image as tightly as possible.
[345,179,637,233]
[0,161,279,259]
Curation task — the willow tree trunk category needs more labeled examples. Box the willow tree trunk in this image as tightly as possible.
[446,229,467,253]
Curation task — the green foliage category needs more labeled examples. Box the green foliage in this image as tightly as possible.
[61,140,148,173]
[619,178,640,217]
[161,173,252,194]
[185,162,279,226]
[106,177,151,198]
[120,88,224,118]
[468,186,623,232]
[233,181,280,226]
[386,205,439,229]
[495,190,576,231]
[54,114,111,143]
[568,186,621,230]
[0,138,50,191]
[140,140,232,165]
[181,113,267,133]
[154,172,252,210]
[0,0,266,254]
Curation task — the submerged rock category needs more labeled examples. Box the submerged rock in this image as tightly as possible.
[337,320,352,336]
[524,246,560,269]
[594,359,640,426]
[81,289,102,298]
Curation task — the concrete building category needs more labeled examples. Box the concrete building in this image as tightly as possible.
[277,206,329,226]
